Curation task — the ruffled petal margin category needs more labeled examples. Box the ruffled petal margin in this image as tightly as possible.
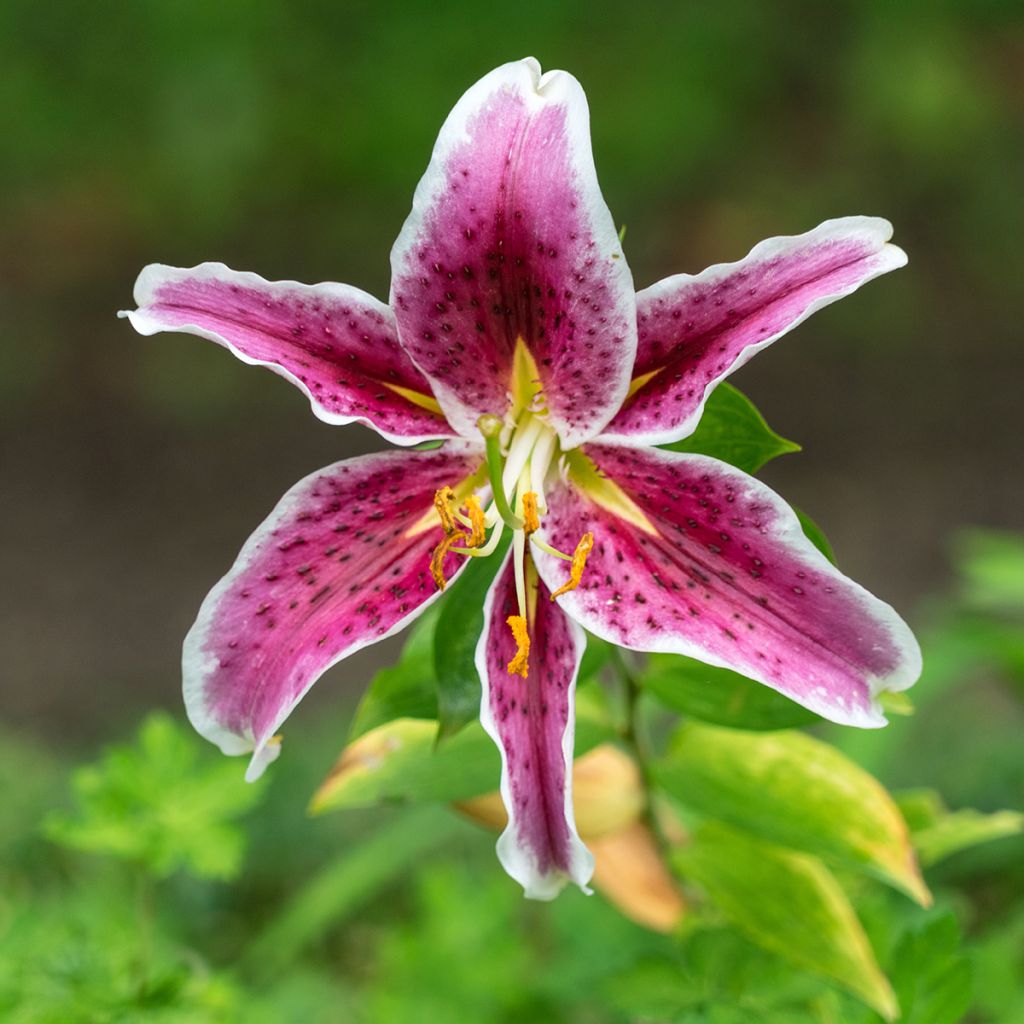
[602,218,906,445]
[533,443,921,727]
[121,263,453,445]
[184,443,484,779]
[476,548,594,898]
[390,57,637,448]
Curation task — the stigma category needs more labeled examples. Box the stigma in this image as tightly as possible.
[428,374,593,677]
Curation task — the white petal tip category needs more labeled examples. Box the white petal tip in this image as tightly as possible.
[244,735,282,783]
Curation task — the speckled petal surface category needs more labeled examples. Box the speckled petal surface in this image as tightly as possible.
[390,58,636,448]
[476,550,594,899]
[184,444,484,779]
[122,263,453,445]
[534,444,920,726]
[602,218,906,445]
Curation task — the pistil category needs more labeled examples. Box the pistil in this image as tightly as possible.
[428,411,595,673]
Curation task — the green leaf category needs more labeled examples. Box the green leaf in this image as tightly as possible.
[655,723,929,905]
[349,607,439,740]
[659,382,800,475]
[44,713,263,880]
[433,534,511,740]
[794,506,837,564]
[886,911,972,1024]
[955,528,1024,613]
[675,822,897,1019]
[642,653,821,730]
[579,633,613,680]
[311,704,614,814]
[895,788,1024,867]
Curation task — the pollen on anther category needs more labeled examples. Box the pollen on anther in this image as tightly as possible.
[521,491,540,536]
[506,615,530,677]
[430,531,466,590]
[551,532,594,600]
[463,494,487,547]
[433,486,458,535]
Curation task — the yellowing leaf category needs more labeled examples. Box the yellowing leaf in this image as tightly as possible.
[676,822,897,1019]
[655,722,930,906]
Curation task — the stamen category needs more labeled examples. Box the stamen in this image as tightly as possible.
[502,414,543,495]
[451,518,504,558]
[529,429,557,511]
[550,532,594,599]
[521,492,540,536]
[506,615,530,677]
[463,495,487,547]
[430,531,467,590]
[433,486,458,535]
[531,537,573,561]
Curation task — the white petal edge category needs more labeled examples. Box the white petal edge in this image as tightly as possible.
[599,216,908,448]
[389,57,636,448]
[475,548,596,899]
[538,446,923,729]
[181,443,483,780]
[120,262,453,448]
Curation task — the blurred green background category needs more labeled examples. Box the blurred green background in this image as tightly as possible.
[2,0,1022,740]
[2,3,1023,1021]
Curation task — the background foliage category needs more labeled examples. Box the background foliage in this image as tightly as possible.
[1,1,1021,1020]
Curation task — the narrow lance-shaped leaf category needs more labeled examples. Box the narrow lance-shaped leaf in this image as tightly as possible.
[349,607,440,740]
[433,533,512,740]
[896,788,1024,868]
[675,821,898,1020]
[642,653,821,731]
[655,722,930,905]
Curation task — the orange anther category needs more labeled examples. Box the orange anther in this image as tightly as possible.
[463,494,487,547]
[433,486,458,535]
[506,615,530,677]
[521,491,540,536]
[430,531,467,590]
[551,532,594,600]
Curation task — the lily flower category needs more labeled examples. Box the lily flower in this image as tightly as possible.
[121,58,921,900]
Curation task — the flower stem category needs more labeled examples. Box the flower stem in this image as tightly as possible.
[610,647,673,856]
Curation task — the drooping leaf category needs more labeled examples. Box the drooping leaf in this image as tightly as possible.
[433,533,512,740]
[655,723,929,905]
[642,653,821,730]
[310,705,615,814]
[659,382,800,475]
[896,788,1024,867]
[675,821,897,1019]
[349,607,439,740]
[44,713,263,880]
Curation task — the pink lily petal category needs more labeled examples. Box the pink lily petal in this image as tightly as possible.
[534,444,920,727]
[476,549,594,899]
[390,58,637,448]
[602,218,907,445]
[121,263,453,445]
[185,443,484,779]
